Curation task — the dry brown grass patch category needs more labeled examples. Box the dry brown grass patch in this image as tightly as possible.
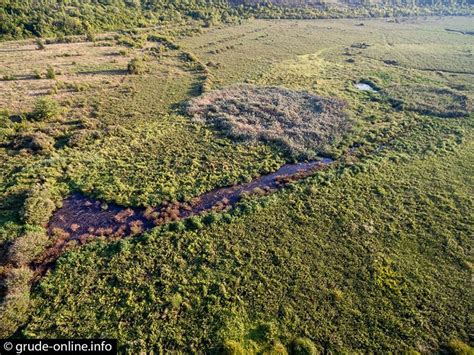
[186,84,351,158]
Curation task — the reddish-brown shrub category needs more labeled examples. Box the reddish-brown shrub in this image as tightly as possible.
[129,220,143,235]
[114,208,134,223]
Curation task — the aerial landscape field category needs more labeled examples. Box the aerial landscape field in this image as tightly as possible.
[0,0,472,353]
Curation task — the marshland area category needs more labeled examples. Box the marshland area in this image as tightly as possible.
[0,12,473,354]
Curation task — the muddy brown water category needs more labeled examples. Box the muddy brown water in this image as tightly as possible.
[36,158,333,275]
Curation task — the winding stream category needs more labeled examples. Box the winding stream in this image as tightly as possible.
[36,158,333,275]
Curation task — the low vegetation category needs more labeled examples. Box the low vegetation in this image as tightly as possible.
[0,267,33,337]
[13,132,55,154]
[8,229,50,267]
[187,85,351,158]
[28,97,59,121]
[0,13,472,353]
[385,84,471,118]
[22,145,473,352]
[21,185,57,226]
[127,57,146,75]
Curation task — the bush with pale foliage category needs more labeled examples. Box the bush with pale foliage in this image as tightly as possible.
[186,84,350,158]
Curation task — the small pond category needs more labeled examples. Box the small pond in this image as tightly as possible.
[355,82,377,92]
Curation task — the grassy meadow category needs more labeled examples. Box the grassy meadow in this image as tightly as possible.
[0,15,472,353]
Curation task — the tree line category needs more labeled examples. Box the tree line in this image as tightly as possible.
[0,0,472,40]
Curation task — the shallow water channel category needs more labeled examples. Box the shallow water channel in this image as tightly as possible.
[48,158,333,241]
[36,158,333,275]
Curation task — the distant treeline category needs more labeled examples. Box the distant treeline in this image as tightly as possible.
[0,0,246,40]
[0,0,472,40]
[230,0,472,6]
[244,2,473,19]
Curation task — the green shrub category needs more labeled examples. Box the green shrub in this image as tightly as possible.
[85,30,95,42]
[127,57,145,75]
[33,69,42,79]
[117,35,144,48]
[2,74,15,80]
[263,342,288,355]
[291,338,318,355]
[185,216,203,230]
[147,34,180,50]
[0,267,33,338]
[35,38,45,50]
[384,84,470,118]
[446,339,474,355]
[182,52,199,63]
[29,97,59,121]
[67,130,99,148]
[46,65,56,79]
[9,230,50,266]
[221,340,245,355]
[202,212,219,225]
[21,185,56,226]
[0,109,9,121]
[169,221,186,232]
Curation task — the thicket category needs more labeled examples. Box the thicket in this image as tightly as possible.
[0,180,61,337]
[20,145,473,351]
[243,2,473,20]
[147,34,180,50]
[21,184,57,226]
[446,339,474,354]
[45,65,56,80]
[187,84,351,159]
[0,0,244,40]
[291,338,319,355]
[8,229,50,267]
[0,1,471,41]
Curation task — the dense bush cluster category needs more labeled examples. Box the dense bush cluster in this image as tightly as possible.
[0,8,472,350]
[0,0,245,40]
[0,267,33,337]
[8,229,50,267]
[0,181,60,337]
[291,337,319,355]
[0,0,471,41]
[21,185,57,226]
[127,57,146,75]
[187,85,351,158]
[242,2,473,19]
[21,148,473,352]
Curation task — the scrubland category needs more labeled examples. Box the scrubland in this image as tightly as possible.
[0,16,472,353]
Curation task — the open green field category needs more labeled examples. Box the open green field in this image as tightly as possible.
[0,15,473,353]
